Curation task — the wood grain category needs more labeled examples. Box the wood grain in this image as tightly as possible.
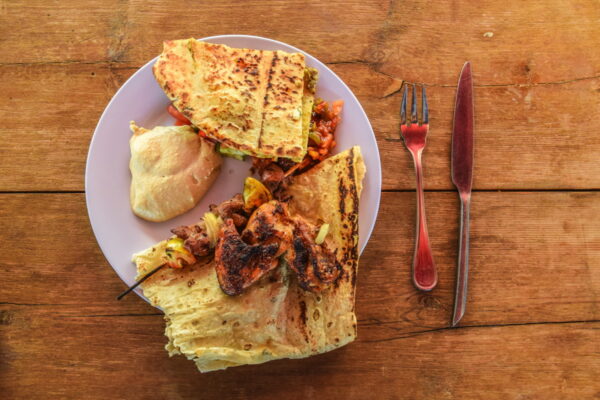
[2,0,599,397]
[2,63,600,191]
[1,0,600,191]
[333,65,600,190]
[3,0,599,85]
[1,189,598,397]
[0,64,135,191]
[1,309,597,399]
[0,0,389,65]
[0,192,597,326]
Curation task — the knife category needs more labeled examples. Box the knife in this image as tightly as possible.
[451,62,474,327]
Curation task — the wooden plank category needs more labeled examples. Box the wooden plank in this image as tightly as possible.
[374,0,600,85]
[3,0,599,86]
[1,192,598,328]
[0,64,136,191]
[0,307,597,399]
[0,0,123,64]
[362,191,600,332]
[0,0,388,65]
[2,63,600,191]
[331,64,600,191]
[2,1,599,398]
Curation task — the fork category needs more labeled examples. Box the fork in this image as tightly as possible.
[400,84,438,291]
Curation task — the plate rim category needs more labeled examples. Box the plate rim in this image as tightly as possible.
[85,34,381,299]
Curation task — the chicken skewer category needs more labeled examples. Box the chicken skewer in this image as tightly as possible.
[118,179,338,299]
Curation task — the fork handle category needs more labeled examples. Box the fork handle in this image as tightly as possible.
[411,149,438,291]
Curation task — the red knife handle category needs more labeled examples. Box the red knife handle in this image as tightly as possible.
[411,150,438,291]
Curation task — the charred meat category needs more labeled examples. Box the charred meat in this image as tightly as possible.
[285,219,342,292]
[215,219,281,296]
[209,193,248,228]
[215,202,293,295]
[241,201,293,246]
[214,200,341,295]
[171,194,249,258]
[173,192,342,296]
[251,158,289,195]
[171,223,211,258]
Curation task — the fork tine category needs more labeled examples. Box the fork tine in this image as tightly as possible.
[422,85,429,124]
[400,84,408,125]
[411,84,418,124]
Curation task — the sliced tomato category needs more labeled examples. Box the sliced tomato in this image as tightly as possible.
[332,100,344,117]
[321,134,333,149]
[167,104,191,125]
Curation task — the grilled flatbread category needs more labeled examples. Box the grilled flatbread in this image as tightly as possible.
[133,146,365,372]
[129,122,221,222]
[153,39,311,162]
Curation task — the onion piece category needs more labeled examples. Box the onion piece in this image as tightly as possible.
[204,212,224,248]
[315,223,330,245]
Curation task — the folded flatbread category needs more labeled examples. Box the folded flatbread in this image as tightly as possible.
[153,39,315,162]
[133,146,365,372]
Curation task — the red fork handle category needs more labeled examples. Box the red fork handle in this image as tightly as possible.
[411,149,438,291]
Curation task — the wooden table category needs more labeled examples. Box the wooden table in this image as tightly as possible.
[1,1,599,398]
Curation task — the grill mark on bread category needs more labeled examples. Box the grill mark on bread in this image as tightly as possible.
[298,300,309,343]
[334,149,360,289]
[346,148,360,290]
[258,51,279,150]
[154,41,306,160]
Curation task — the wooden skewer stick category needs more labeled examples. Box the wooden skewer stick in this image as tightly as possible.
[116,264,165,300]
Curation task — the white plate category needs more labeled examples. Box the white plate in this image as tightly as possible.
[85,35,381,301]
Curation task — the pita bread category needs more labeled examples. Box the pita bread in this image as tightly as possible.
[133,146,365,372]
[129,122,221,222]
[153,39,309,162]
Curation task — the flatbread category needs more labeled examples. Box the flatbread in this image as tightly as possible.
[129,122,221,222]
[153,39,308,162]
[133,146,365,372]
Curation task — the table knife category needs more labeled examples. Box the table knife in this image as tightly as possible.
[451,62,474,327]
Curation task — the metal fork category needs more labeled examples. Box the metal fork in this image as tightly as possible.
[400,84,438,291]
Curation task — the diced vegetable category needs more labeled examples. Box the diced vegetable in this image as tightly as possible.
[167,104,192,125]
[308,131,322,145]
[204,212,224,248]
[218,144,246,160]
[304,68,319,95]
[303,99,343,163]
[243,177,272,211]
[315,223,330,245]
[332,100,344,117]
[165,237,196,268]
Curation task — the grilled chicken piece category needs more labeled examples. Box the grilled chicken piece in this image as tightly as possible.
[285,219,342,292]
[171,223,211,257]
[241,201,293,245]
[215,201,293,296]
[172,194,249,258]
[209,193,248,228]
[215,199,341,295]
[259,163,285,193]
[214,219,279,295]
[251,157,294,197]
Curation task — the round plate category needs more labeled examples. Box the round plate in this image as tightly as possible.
[85,35,381,301]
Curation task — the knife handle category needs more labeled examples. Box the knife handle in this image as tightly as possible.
[452,192,471,326]
[411,150,438,291]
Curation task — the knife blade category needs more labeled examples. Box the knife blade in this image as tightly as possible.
[451,62,474,326]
